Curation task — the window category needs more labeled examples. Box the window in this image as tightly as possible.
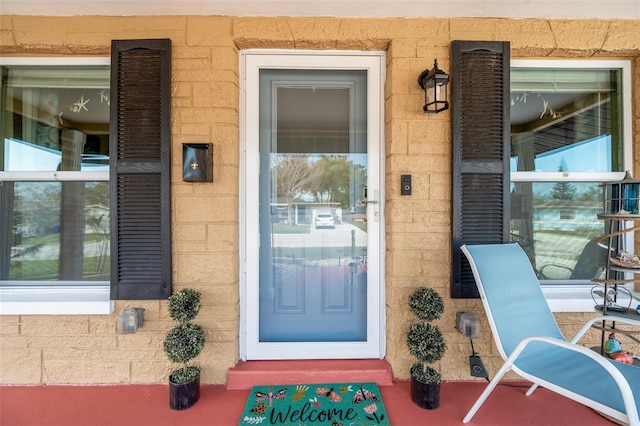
[0,39,172,313]
[451,41,634,309]
[1,59,111,283]
[0,57,113,314]
[559,210,575,221]
[510,60,632,286]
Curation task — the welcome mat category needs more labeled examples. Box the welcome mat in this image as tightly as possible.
[239,382,390,425]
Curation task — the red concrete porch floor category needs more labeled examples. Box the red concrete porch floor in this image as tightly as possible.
[0,382,616,425]
[0,360,615,425]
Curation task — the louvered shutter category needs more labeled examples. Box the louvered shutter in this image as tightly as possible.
[451,40,510,298]
[109,39,172,300]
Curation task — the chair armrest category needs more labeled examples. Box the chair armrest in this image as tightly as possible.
[510,335,639,425]
[538,263,572,280]
[571,315,640,344]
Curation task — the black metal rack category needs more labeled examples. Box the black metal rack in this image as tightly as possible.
[592,174,640,363]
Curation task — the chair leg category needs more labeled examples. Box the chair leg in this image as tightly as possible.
[463,361,514,423]
[525,383,538,396]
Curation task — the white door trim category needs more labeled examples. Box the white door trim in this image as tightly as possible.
[239,49,386,360]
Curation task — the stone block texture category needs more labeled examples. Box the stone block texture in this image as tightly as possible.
[0,15,638,384]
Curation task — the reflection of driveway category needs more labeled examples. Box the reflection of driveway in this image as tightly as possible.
[273,223,367,248]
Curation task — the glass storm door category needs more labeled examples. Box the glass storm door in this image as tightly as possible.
[242,52,384,360]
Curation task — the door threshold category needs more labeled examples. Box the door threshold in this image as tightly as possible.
[226,359,394,390]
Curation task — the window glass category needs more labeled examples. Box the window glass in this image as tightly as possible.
[0,64,110,284]
[511,68,623,173]
[511,181,606,281]
[9,181,110,281]
[510,63,628,284]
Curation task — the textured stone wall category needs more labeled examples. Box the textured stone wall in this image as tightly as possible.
[0,15,638,384]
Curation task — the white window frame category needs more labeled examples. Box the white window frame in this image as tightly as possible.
[0,57,113,315]
[511,59,636,311]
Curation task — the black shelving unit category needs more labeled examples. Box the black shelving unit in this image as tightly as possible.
[592,174,640,362]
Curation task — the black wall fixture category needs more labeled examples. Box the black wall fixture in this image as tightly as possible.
[418,59,450,113]
[182,143,213,182]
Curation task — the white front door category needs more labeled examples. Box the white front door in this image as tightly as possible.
[240,50,385,360]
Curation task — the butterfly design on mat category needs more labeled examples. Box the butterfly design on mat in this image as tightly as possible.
[352,385,380,405]
[254,388,287,406]
[316,386,342,402]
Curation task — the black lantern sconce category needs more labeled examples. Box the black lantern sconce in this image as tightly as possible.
[418,59,450,113]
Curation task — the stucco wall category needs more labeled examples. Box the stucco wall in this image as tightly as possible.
[0,15,638,385]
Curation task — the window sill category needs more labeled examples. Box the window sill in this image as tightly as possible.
[543,285,639,312]
[0,286,113,315]
[1,285,634,316]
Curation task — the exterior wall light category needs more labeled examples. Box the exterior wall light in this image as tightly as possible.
[418,59,450,113]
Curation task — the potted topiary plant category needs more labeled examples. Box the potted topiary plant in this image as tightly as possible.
[406,287,446,409]
[163,288,206,410]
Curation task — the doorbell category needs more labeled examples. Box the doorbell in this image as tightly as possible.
[401,175,412,195]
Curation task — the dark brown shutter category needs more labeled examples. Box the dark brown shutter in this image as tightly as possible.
[451,40,510,298]
[109,39,172,300]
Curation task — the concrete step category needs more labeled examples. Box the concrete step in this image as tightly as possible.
[226,359,394,390]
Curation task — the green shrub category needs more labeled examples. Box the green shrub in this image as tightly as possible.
[164,323,205,364]
[167,288,201,324]
[163,288,205,384]
[410,362,442,385]
[169,366,201,384]
[409,287,444,322]
[406,323,446,365]
[406,287,446,384]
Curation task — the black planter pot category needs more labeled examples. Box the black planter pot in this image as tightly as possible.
[169,374,200,410]
[410,375,440,409]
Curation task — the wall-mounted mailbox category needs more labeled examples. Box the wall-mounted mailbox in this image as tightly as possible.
[182,143,213,182]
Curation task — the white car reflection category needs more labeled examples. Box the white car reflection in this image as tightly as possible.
[314,213,335,229]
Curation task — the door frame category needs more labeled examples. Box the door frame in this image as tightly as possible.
[239,49,386,360]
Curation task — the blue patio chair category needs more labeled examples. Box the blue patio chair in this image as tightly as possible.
[461,243,640,425]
